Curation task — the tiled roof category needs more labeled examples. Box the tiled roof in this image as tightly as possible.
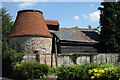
[50,28,100,43]
[10,9,52,38]
[45,20,60,26]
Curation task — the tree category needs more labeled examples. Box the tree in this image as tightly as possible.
[1,8,13,58]
[1,8,14,77]
[1,8,24,78]
[98,1,120,52]
[72,26,79,28]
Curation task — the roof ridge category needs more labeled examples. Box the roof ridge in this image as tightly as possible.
[59,27,94,30]
[45,19,58,21]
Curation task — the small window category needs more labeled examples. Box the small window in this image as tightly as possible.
[33,50,39,54]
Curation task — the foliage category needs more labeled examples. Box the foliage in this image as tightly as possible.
[70,53,78,64]
[2,45,24,77]
[57,53,97,64]
[1,8,24,78]
[1,8,13,42]
[89,67,120,80]
[72,26,79,28]
[2,7,13,60]
[56,62,120,80]
[36,53,40,62]
[48,67,57,75]
[2,7,13,77]
[13,61,49,79]
[2,7,13,57]
[9,49,24,66]
[98,1,120,52]
[57,53,98,56]
[57,64,83,80]
[88,25,101,34]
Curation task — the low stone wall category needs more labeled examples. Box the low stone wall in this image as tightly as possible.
[57,53,120,66]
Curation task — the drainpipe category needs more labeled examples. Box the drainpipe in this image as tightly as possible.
[55,37,58,67]
[51,52,53,67]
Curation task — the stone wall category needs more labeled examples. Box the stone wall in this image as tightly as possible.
[9,36,52,54]
[57,53,120,66]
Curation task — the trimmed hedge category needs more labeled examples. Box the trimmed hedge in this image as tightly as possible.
[13,61,49,79]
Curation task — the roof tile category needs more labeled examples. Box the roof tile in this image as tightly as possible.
[10,9,52,38]
[45,19,60,26]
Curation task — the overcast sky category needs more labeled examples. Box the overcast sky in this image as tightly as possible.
[2,2,103,28]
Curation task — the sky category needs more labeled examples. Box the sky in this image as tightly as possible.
[2,2,103,28]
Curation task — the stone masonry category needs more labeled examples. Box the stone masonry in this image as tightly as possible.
[9,36,52,54]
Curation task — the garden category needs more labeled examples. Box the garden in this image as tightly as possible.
[2,48,120,80]
[12,61,120,80]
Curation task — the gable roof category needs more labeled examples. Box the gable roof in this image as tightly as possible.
[45,20,60,26]
[50,28,100,43]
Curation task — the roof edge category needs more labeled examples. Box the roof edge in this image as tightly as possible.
[10,34,53,38]
[18,9,43,14]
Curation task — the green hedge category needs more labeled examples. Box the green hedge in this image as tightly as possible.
[13,61,49,79]
[56,62,120,80]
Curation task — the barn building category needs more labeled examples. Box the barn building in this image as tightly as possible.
[44,19,100,54]
[49,27,100,54]
[9,9,100,66]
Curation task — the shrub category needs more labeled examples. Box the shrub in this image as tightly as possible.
[2,47,24,78]
[56,62,120,80]
[13,61,49,79]
[57,63,85,80]
[48,67,57,75]
[36,53,40,62]
[89,67,120,80]
[9,49,24,66]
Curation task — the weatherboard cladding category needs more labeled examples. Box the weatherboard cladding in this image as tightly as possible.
[50,28,100,43]
[60,40,98,53]
[61,45,97,53]
[10,9,52,37]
